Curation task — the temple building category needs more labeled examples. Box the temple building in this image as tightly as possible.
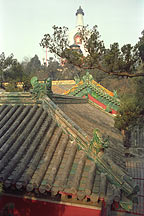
[0,6,144,216]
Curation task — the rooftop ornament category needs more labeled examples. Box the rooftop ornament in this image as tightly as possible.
[74,74,81,84]
[82,71,93,83]
[30,76,53,100]
[89,128,109,155]
[113,90,118,98]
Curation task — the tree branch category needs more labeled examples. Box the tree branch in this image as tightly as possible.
[69,62,144,77]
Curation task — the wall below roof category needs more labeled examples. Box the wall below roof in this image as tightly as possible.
[1,194,140,216]
[0,194,101,216]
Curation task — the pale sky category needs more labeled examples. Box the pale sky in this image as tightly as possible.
[0,0,144,63]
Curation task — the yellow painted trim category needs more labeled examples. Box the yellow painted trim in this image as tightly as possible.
[52,80,76,85]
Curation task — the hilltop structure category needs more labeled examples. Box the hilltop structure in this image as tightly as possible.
[69,6,86,55]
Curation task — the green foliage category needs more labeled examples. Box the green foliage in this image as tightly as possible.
[0,52,16,71]
[40,26,69,57]
[4,61,23,81]
[104,43,122,71]
[134,76,144,115]
[62,48,83,66]
[47,57,60,80]
[121,44,137,72]
[22,74,32,91]
[24,55,41,75]
[135,30,144,62]
[104,43,138,74]
[114,96,139,130]
[61,63,82,80]
[114,69,144,130]
[0,52,17,82]
[92,68,109,83]
[115,75,144,130]
[40,25,144,77]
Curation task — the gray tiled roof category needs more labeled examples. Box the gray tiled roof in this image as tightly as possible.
[0,104,110,202]
[58,103,125,168]
[0,96,139,210]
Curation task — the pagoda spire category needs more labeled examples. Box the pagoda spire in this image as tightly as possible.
[75,6,84,28]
